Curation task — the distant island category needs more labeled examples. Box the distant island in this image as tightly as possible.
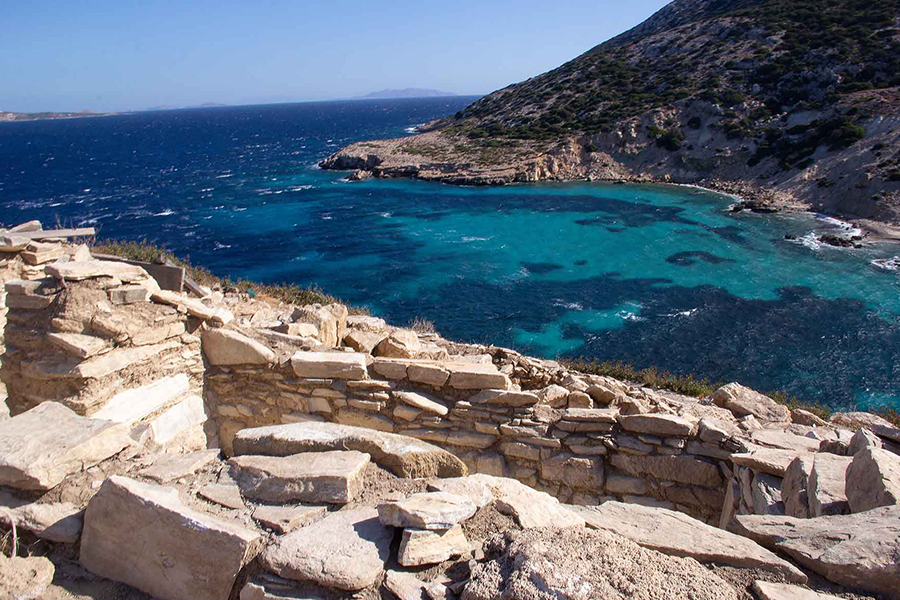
[0,109,114,123]
[144,102,228,111]
[355,88,457,100]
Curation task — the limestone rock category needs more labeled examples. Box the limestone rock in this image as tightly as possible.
[446,362,511,390]
[261,507,392,591]
[781,455,812,518]
[46,259,151,282]
[571,501,806,582]
[46,331,108,359]
[399,525,470,566]
[618,413,696,437]
[147,394,207,445]
[229,450,370,503]
[731,506,900,596]
[376,329,421,358]
[291,303,346,348]
[232,422,466,478]
[469,388,540,407]
[426,477,494,509]
[394,391,448,416]
[752,581,843,600]
[751,472,785,516]
[712,383,790,426]
[808,454,851,517]
[791,409,829,427]
[290,351,368,379]
[0,402,131,491]
[849,428,882,455]
[540,453,604,490]
[151,290,234,325]
[468,474,585,528]
[252,504,327,533]
[92,373,190,425]
[379,491,476,529]
[343,329,385,354]
[751,429,821,453]
[731,446,800,477]
[610,453,722,488]
[272,322,319,337]
[203,328,276,365]
[462,527,738,600]
[0,554,55,600]
[407,362,450,386]
[138,448,220,483]
[80,476,261,600]
[845,447,900,513]
[384,570,429,600]
[198,483,246,509]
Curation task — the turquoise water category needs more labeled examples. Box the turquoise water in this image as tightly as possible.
[2,100,899,409]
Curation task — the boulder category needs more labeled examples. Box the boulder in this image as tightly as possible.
[376,330,421,358]
[229,450,370,503]
[289,351,368,380]
[462,527,738,600]
[202,328,276,365]
[468,474,584,528]
[232,422,466,478]
[261,507,392,591]
[0,554,55,600]
[571,501,806,582]
[849,428,882,455]
[378,491,476,529]
[80,476,261,600]
[384,570,429,600]
[398,525,470,566]
[343,329,385,354]
[712,383,790,426]
[0,402,131,491]
[730,506,900,597]
[845,447,900,513]
[752,581,842,600]
[781,455,812,518]
[291,303,346,348]
[8,501,83,544]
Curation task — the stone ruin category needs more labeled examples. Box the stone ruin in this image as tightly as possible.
[1,221,899,600]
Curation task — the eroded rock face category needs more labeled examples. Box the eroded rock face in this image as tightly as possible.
[570,501,806,583]
[0,402,132,491]
[232,422,466,478]
[730,506,900,597]
[462,527,739,600]
[261,507,392,591]
[712,383,790,426]
[80,476,261,600]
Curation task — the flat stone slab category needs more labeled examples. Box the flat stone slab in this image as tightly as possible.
[92,373,190,425]
[731,446,801,477]
[229,450,370,503]
[399,525,470,566]
[252,504,327,534]
[46,259,151,282]
[232,422,466,478]
[0,491,83,543]
[610,453,722,488]
[618,413,696,437]
[81,476,261,600]
[198,483,246,510]
[47,331,109,359]
[203,328,276,365]
[426,477,495,509]
[751,429,822,453]
[0,402,131,491]
[468,389,539,407]
[151,290,234,325]
[752,581,843,600]
[571,501,806,583]
[378,491,476,529]
[261,507,393,591]
[468,474,585,529]
[730,506,900,597]
[808,453,851,517]
[445,362,510,390]
[290,351,368,379]
[138,449,220,483]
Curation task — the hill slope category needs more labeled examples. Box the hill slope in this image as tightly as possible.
[321,0,900,233]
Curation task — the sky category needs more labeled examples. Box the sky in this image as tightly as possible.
[0,0,672,113]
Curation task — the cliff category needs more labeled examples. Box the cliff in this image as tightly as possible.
[321,0,900,233]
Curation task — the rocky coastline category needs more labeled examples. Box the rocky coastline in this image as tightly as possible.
[1,219,900,600]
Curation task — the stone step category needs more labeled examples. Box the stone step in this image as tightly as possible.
[80,476,261,600]
[47,331,110,359]
[0,402,132,491]
[146,394,207,445]
[377,491,476,529]
[229,450,370,503]
[92,374,190,425]
[138,448,221,483]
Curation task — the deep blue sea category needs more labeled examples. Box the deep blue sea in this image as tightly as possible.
[2,98,899,411]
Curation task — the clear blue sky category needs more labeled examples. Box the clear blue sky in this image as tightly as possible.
[0,0,671,112]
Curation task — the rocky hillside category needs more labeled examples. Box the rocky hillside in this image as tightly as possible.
[321,0,900,232]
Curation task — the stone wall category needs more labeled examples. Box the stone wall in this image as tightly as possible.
[205,328,743,523]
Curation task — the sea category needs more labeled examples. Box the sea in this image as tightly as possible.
[1,97,899,411]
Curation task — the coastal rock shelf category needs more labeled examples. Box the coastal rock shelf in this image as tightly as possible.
[0,223,899,600]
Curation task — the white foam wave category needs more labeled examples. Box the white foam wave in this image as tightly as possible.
[153,209,175,217]
[872,257,900,271]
